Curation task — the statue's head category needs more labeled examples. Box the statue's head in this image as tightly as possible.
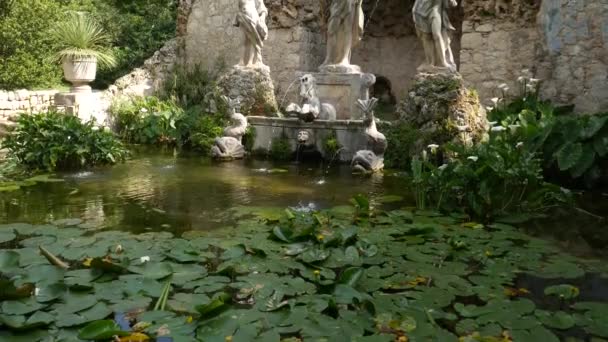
[297,130,311,145]
[299,74,316,99]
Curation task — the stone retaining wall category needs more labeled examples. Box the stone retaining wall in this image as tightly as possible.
[0,89,59,116]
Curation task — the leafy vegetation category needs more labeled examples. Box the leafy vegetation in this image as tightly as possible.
[1,111,128,171]
[270,134,293,161]
[0,0,176,89]
[323,132,342,159]
[109,96,227,154]
[0,0,64,89]
[0,199,606,341]
[488,94,608,188]
[51,12,116,68]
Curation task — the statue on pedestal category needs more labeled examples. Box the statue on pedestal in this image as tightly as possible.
[319,0,364,74]
[235,0,269,68]
[413,0,458,72]
[285,74,337,122]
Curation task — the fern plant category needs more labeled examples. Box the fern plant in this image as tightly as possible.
[51,12,116,67]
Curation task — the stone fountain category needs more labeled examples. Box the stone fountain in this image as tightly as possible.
[246,0,377,162]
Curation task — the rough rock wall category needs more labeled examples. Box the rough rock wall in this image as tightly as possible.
[536,0,608,113]
[460,0,608,113]
[181,0,324,105]
[352,0,425,99]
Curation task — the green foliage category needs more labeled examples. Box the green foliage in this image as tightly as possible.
[411,129,570,220]
[269,135,292,161]
[70,0,177,89]
[110,96,185,145]
[0,0,63,89]
[0,0,176,89]
[109,96,227,154]
[1,201,607,340]
[51,12,116,67]
[381,121,423,170]
[162,63,225,110]
[488,94,608,187]
[322,132,342,159]
[2,111,128,171]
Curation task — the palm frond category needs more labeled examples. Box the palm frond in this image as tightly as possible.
[51,12,116,67]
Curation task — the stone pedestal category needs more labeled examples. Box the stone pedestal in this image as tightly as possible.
[298,72,376,120]
[398,70,488,154]
[218,66,278,116]
[54,91,109,124]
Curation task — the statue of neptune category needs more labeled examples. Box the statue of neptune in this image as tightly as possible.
[413,0,458,72]
[235,0,269,68]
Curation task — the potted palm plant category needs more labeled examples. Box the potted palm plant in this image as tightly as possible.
[52,13,116,93]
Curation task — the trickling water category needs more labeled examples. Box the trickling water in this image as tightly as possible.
[279,77,301,110]
[326,147,346,174]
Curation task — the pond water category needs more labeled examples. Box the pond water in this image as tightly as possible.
[0,149,409,235]
[1,150,608,341]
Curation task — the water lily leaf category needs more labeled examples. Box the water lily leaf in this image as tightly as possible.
[78,320,129,340]
[271,226,292,243]
[377,195,404,203]
[300,247,330,263]
[55,302,113,328]
[1,298,45,315]
[196,292,232,319]
[334,284,371,305]
[35,283,66,303]
[544,284,580,299]
[536,310,575,330]
[339,267,364,287]
[0,231,16,244]
[284,243,310,256]
[0,251,20,272]
[128,262,173,280]
[90,257,129,274]
[167,293,210,314]
[511,325,559,342]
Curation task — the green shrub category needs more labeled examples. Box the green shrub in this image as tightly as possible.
[163,63,226,110]
[110,96,185,145]
[411,132,570,221]
[110,97,227,154]
[0,0,63,89]
[0,0,176,90]
[488,87,608,188]
[2,111,128,171]
[381,121,424,170]
[270,135,292,161]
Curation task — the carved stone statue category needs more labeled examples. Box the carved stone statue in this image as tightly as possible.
[319,0,364,74]
[352,98,387,173]
[285,74,337,122]
[413,0,458,72]
[211,97,249,160]
[235,0,269,68]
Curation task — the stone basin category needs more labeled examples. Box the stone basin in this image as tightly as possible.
[248,116,369,161]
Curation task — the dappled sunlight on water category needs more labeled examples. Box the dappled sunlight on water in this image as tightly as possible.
[0,150,406,234]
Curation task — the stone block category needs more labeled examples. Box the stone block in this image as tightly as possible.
[476,23,494,33]
[7,92,15,101]
[0,92,6,101]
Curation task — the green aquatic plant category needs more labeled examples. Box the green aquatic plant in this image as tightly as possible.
[1,199,608,340]
[2,110,127,171]
[269,134,292,161]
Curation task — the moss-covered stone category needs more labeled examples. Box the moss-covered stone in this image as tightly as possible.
[397,71,488,156]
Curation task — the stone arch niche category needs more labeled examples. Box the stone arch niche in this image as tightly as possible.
[352,0,464,104]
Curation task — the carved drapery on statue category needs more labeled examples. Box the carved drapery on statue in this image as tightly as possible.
[320,0,364,73]
[236,0,268,68]
[412,0,458,72]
